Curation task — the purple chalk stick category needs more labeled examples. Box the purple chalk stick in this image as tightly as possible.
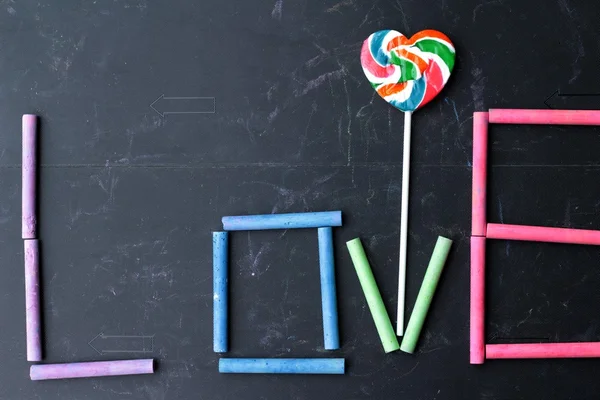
[24,239,41,361]
[22,114,38,239]
[30,359,155,381]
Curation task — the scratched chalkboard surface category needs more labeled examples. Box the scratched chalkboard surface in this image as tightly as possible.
[1,0,600,398]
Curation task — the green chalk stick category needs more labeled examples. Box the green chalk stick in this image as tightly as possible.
[400,236,452,354]
[346,238,400,353]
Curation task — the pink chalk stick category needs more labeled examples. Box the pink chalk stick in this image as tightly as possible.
[30,359,154,380]
[472,112,488,236]
[470,236,485,364]
[486,223,600,246]
[486,342,600,359]
[22,114,38,239]
[489,109,600,125]
[24,239,42,361]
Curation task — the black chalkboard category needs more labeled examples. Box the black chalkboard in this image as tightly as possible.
[2,0,600,398]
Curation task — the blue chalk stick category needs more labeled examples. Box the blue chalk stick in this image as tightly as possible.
[222,211,342,231]
[219,358,345,374]
[213,232,228,353]
[318,227,340,350]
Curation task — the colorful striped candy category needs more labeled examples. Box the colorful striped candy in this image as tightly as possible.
[360,29,455,112]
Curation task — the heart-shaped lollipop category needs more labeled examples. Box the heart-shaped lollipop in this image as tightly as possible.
[360,29,455,337]
[360,29,455,112]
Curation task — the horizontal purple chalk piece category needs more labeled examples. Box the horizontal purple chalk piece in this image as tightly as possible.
[222,211,342,231]
[30,359,154,381]
[24,239,42,361]
[22,114,38,239]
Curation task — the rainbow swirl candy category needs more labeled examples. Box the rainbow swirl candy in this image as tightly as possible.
[360,29,455,112]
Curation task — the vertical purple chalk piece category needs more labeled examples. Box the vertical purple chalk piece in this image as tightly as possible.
[22,114,38,239]
[24,239,42,361]
[30,359,155,380]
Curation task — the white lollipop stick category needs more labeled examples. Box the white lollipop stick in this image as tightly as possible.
[397,111,412,336]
